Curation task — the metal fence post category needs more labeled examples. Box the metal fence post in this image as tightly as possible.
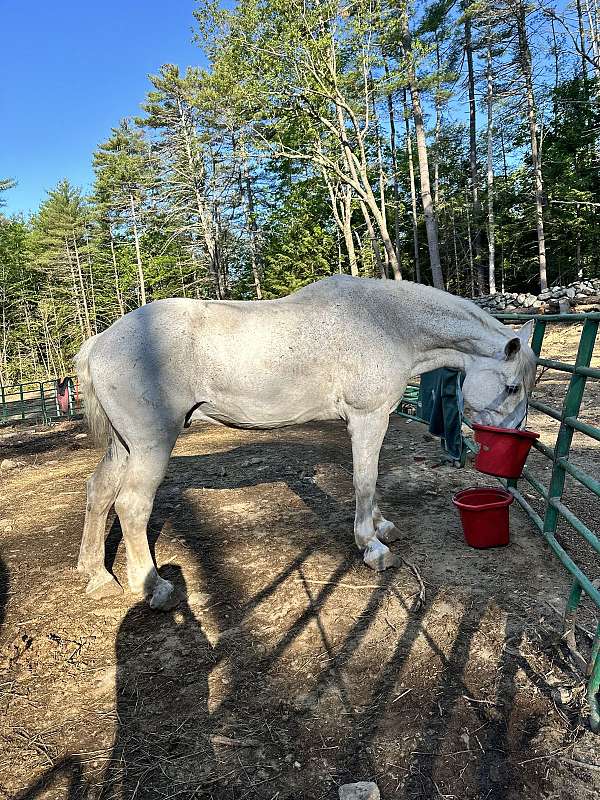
[40,381,48,423]
[544,318,598,533]
[531,318,547,357]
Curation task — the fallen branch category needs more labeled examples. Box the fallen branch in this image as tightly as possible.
[462,695,500,706]
[400,556,426,610]
[558,756,600,772]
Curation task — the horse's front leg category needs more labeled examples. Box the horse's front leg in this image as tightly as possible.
[348,409,399,571]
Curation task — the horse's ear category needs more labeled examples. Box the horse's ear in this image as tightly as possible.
[504,338,521,360]
[504,320,534,360]
[517,319,535,345]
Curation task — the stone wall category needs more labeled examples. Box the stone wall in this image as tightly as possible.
[472,278,600,314]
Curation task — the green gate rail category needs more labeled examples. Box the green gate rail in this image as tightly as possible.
[0,377,81,424]
[399,311,600,731]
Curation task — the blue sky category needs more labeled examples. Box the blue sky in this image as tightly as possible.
[0,0,206,216]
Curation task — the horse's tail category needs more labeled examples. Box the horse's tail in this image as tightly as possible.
[74,335,111,449]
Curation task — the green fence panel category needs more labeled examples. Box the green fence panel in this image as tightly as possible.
[0,376,82,424]
[398,311,600,731]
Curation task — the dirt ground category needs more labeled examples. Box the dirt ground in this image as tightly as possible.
[1,323,599,800]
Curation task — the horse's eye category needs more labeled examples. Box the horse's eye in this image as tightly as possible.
[506,384,520,395]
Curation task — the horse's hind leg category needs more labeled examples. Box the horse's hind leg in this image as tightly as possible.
[77,438,128,598]
[114,439,177,610]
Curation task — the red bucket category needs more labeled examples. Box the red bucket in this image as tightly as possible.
[453,487,514,548]
[473,423,540,479]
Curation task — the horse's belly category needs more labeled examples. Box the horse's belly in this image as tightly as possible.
[196,393,342,429]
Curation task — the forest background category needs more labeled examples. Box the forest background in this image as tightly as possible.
[1,0,599,384]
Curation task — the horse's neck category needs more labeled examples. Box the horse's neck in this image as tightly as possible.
[402,293,505,374]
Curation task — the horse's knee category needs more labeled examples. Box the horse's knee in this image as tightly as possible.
[114,487,154,526]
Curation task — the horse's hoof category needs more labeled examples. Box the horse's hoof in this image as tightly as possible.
[149,578,178,611]
[86,572,123,599]
[363,540,399,572]
[376,520,402,545]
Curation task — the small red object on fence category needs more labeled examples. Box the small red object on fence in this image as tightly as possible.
[472,423,540,479]
[452,487,514,548]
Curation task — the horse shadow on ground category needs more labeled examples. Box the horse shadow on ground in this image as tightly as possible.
[15,433,569,799]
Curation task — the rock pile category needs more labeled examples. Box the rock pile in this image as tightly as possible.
[472,278,600,314]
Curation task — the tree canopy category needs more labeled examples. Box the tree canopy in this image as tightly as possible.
[1,0,599,384]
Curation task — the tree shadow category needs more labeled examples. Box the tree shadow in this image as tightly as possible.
[95,425,563,798]
[12,756,87,800]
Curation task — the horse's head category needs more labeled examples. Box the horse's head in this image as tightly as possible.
[462,320,537,429]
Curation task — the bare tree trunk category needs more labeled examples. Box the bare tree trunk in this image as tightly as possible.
[342,187,358,276]
[465,12,486,294]
[110,230,125,317]
[400,15,444,289]
[360,202,386,278]
[384,63,402,269]
[516,0,548,291]
[500,126,509,183]
[323,170,359,276]
[433,37,441,208]
[72,235,92,338]
[451,208,460,293]
[65,239,86,337]
[48,287,67,376]
[84,230,97,334]
[576,0,590,81]
[129,193,146,306]
[587,0,600,78]
[486,43,496,294]
[465,195,475,297]
[23,302,41,375]
[403,89,421,283]
[373,97,400,280]
[243,168,262,299]
[41,314,56,378]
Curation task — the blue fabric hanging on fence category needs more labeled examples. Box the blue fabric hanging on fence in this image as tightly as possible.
[417,368,465,462]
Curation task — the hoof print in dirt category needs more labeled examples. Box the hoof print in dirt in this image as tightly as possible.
[339,782,380,800]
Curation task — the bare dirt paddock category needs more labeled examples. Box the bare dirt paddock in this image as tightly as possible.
[1,410,600,800]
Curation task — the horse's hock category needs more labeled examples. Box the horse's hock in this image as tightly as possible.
[1,317,599,800]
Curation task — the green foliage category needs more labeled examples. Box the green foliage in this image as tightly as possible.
[2,1,599,384]
[261,178,337,297]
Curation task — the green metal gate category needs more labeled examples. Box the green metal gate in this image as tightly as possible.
[399,311,600,731]
[0,378,81,424]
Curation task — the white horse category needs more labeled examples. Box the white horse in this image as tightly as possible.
[75,276,536,609]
